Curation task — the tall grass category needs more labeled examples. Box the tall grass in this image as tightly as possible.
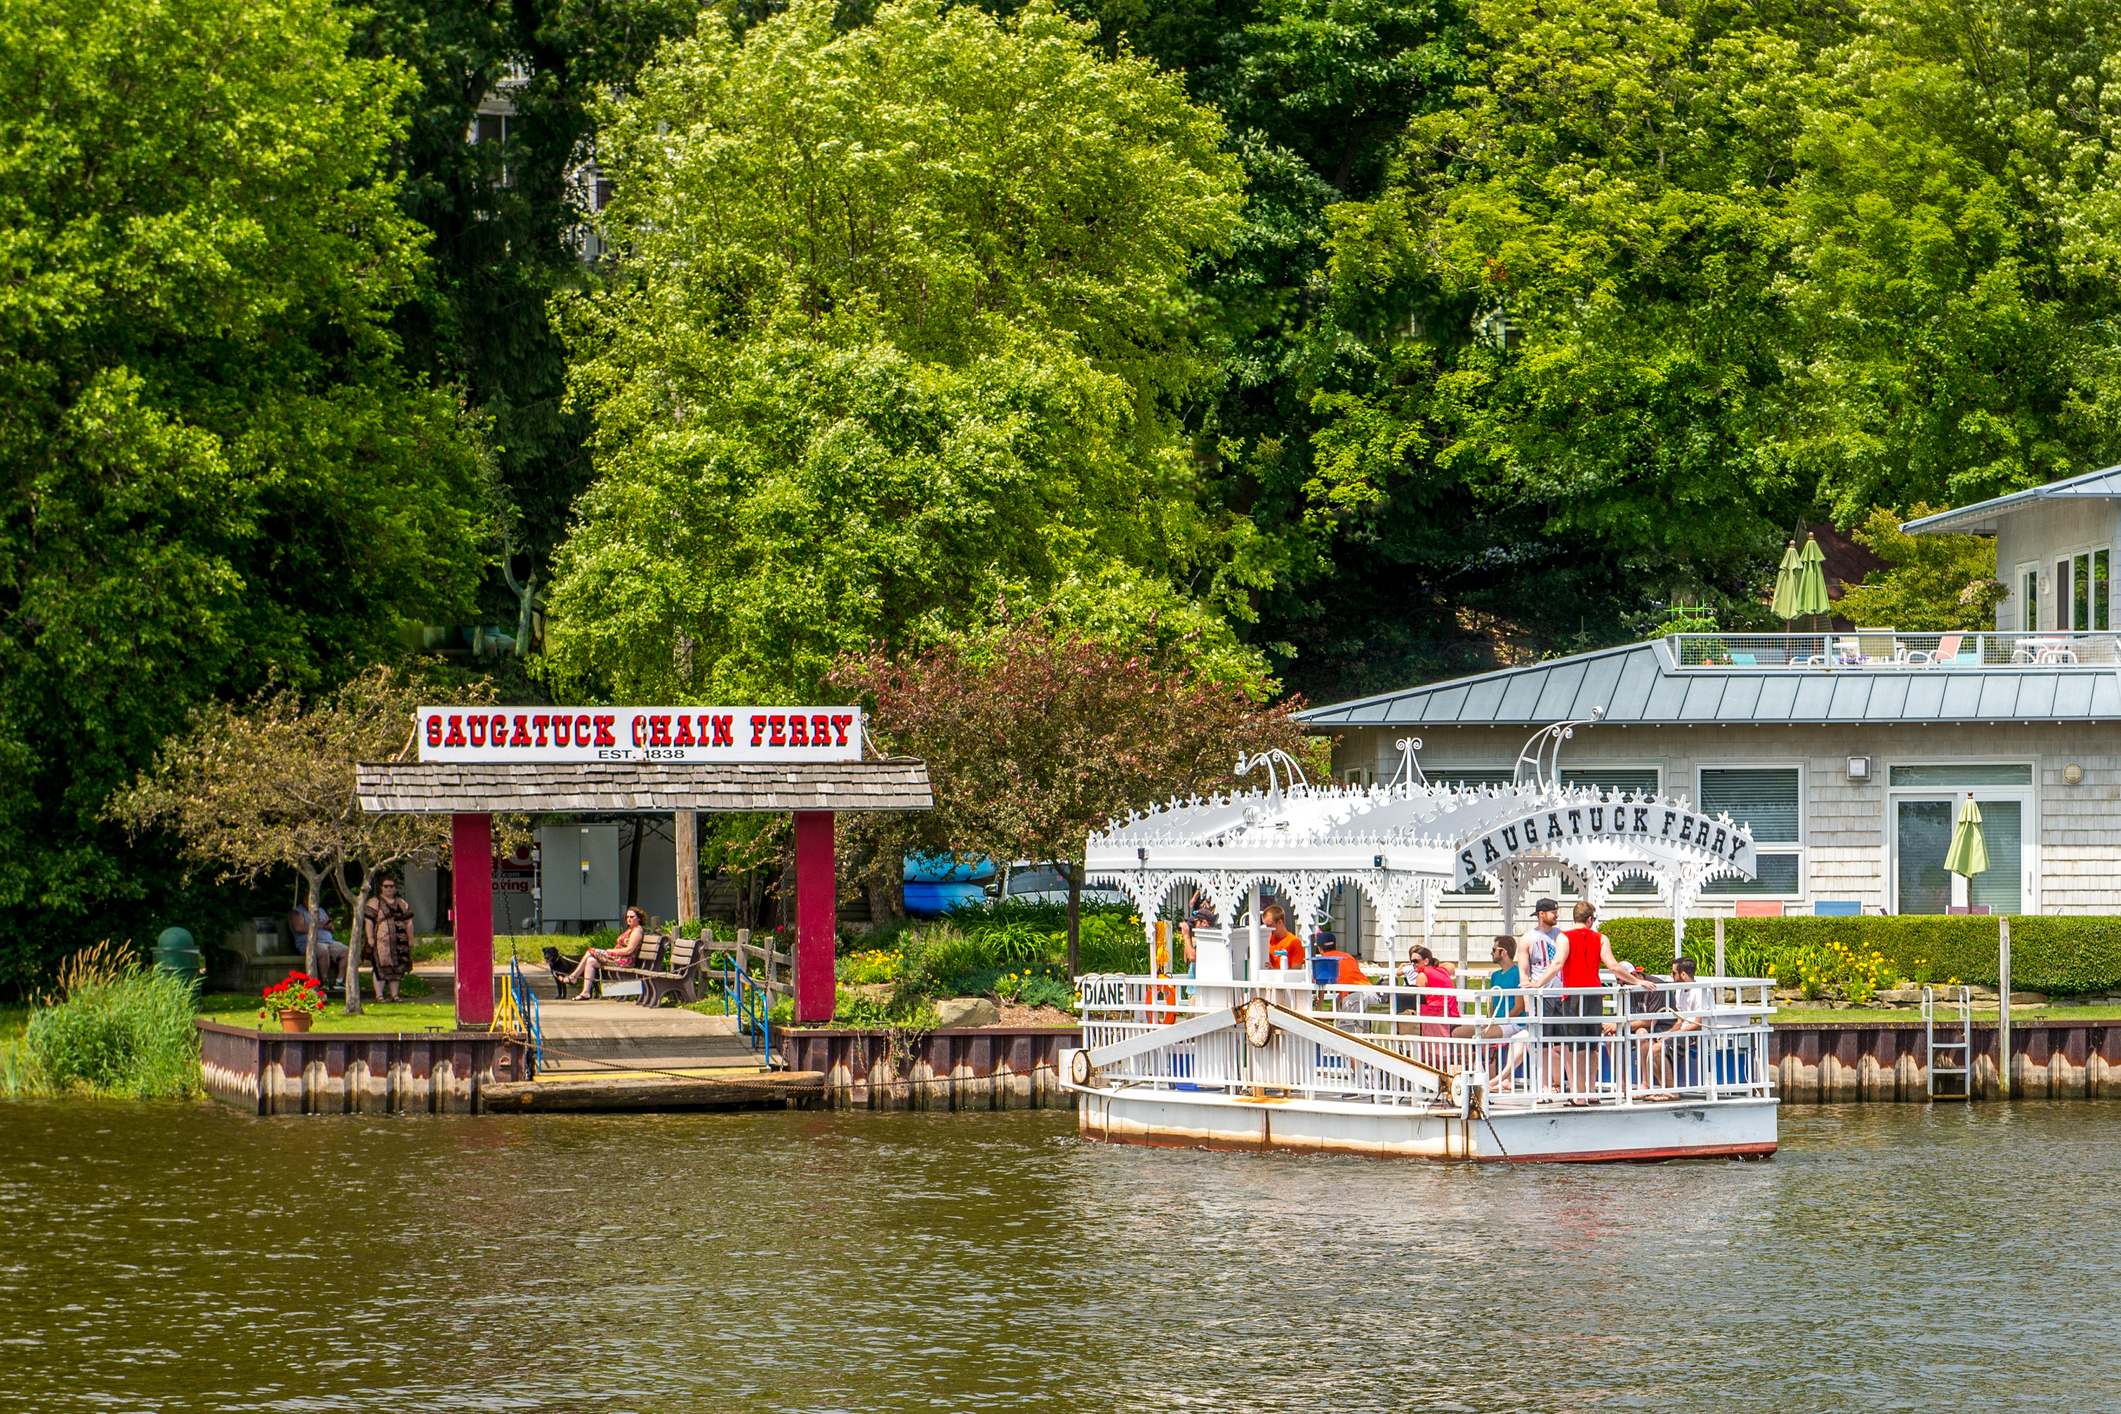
[11,943,201,1099]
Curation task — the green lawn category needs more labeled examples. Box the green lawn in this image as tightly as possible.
[195,993,463,1033]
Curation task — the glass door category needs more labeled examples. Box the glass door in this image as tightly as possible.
[1893,796,2026,914]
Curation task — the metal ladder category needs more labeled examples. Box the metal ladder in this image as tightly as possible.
[1923,985,1971,1100]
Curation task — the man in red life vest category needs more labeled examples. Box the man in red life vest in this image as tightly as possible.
[1527,901,1655,1102]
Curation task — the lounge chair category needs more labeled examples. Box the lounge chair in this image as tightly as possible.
[1903,632,1963,667]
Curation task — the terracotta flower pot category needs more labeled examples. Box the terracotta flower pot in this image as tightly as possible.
[279,1010,315,1033]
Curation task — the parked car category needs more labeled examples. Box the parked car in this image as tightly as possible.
[986,862,1129,909]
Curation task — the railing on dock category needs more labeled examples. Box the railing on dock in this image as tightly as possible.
[705,935,792,1055]
[1078,974,1776,1110]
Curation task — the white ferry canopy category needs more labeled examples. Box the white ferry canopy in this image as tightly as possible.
[1083,722,1756,953]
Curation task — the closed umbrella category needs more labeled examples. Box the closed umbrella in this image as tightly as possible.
[1944,793,1989,884]
[1770,539,1803,624]
[1793,533,1833,627]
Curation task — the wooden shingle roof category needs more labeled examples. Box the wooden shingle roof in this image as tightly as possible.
[356,759,934,814]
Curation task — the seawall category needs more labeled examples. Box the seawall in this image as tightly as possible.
[1769,1017,2119,1101]
[775,1026,1077,1110]
[198,1021,528,1115]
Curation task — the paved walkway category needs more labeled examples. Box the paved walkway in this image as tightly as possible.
[411,960,765,1074]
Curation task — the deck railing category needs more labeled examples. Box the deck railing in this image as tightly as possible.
[1665,630,2117,670]
[1078,975,1776,1110]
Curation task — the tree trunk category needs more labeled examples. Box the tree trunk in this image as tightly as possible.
[342,876,373,1016]
[1065,861,1082,979]
[296,864,326,987]
[674,811,699,933]
[333,858,385,1017]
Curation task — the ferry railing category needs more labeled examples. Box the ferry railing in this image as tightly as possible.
[1078,975,1775,1109]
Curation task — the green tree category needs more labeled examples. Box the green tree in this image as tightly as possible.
[1784,0,2121,519]
[832,608,1319,972]
[108,667,507,1014]
[543,0,1258,702]
[351,0,699,616]
[1834,506,2008,632]
[0,0,486,986]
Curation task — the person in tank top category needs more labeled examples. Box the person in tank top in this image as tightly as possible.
[1530,902,1654,1102]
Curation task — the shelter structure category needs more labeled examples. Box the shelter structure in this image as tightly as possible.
[356,755,932,1026]
[1084,717,1757,964]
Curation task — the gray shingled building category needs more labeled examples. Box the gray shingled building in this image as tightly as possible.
[1299,473,2121,953]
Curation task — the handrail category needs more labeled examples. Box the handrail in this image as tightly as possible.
[503,956,542,1078]
[1077,975,1774,1110]
[1664,629,2118,670]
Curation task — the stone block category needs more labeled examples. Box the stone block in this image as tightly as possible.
[934,996,1001,1028]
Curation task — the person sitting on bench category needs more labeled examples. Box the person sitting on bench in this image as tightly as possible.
[554,907,647,1000]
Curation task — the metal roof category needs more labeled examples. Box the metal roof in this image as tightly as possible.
[1296,640,2121,728]
[356,759,934,814]
[1901,464,2121,535]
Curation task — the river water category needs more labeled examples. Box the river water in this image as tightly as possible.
[0,1099,2110,1412]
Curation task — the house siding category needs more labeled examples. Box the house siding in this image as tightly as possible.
[1322,720,2119,953]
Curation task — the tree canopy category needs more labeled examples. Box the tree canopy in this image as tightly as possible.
[540,0,1266,703]
[0,0,487,985]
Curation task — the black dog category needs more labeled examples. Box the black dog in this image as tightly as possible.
[541,945,583,998]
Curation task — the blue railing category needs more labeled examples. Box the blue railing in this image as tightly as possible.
[507,956,542,1077]
[712,944,773,1055]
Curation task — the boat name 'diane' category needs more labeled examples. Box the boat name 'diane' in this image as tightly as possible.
[1456,801,1754,885]
[417,706,864,763]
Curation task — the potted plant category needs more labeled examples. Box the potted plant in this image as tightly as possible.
[260,971,327,1032]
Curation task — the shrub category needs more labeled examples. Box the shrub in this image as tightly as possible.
[24,943,201,1098]
[1017,975,1074,1010]
[1601,915,2121,996]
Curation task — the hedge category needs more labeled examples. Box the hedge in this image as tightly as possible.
[1597,915,2121,996]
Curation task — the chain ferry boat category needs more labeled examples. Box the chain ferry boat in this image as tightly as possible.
[1061,717,1779,1162]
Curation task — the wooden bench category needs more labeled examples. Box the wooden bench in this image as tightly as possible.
[632,934,714,1009]
[596,934,669,999]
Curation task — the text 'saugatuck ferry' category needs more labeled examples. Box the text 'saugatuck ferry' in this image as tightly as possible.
[1060,717,1779,1162]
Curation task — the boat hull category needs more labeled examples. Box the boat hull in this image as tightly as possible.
[1071,1086,1777,1163]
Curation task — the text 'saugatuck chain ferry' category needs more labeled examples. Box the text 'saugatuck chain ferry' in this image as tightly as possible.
[1060,717,1779,1163]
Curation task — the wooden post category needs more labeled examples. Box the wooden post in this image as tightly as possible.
[793,811,836,1024]
[1457,919,1468,978]
[674,810,699,932]
[1714,916,1726,978]
[452,813,494,1028]
[1999,915,2012,1100]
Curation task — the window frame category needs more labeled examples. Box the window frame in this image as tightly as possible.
[1882,757,2039,916]
[1695,761,1807,902]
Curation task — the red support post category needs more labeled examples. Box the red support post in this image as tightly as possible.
[452,813,495,1028]
[794,810,836,1023]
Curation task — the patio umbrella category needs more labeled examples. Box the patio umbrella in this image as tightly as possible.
[1944,793,1989,882]
[1791,532,1833,632]
[1770,540,1803,624]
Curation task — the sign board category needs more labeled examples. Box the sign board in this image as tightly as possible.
[418,706,864,763]
[1455,799,1755,887]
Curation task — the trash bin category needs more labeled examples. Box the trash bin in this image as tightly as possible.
[152,926,203,987]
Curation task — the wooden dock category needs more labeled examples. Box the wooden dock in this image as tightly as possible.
[483,1069,825,1112]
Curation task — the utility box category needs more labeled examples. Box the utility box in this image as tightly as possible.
[536,825,622,928]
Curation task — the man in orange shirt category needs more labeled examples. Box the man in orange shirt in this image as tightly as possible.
[1262,903,1305,971]
[1310,931,1369,1028]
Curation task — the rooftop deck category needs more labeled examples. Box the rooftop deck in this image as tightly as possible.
[1666,630,2118,671]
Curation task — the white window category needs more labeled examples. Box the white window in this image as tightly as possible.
[2060,548,2112,631]
[1697,766,1803,898]
[2016,562,2038,632]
